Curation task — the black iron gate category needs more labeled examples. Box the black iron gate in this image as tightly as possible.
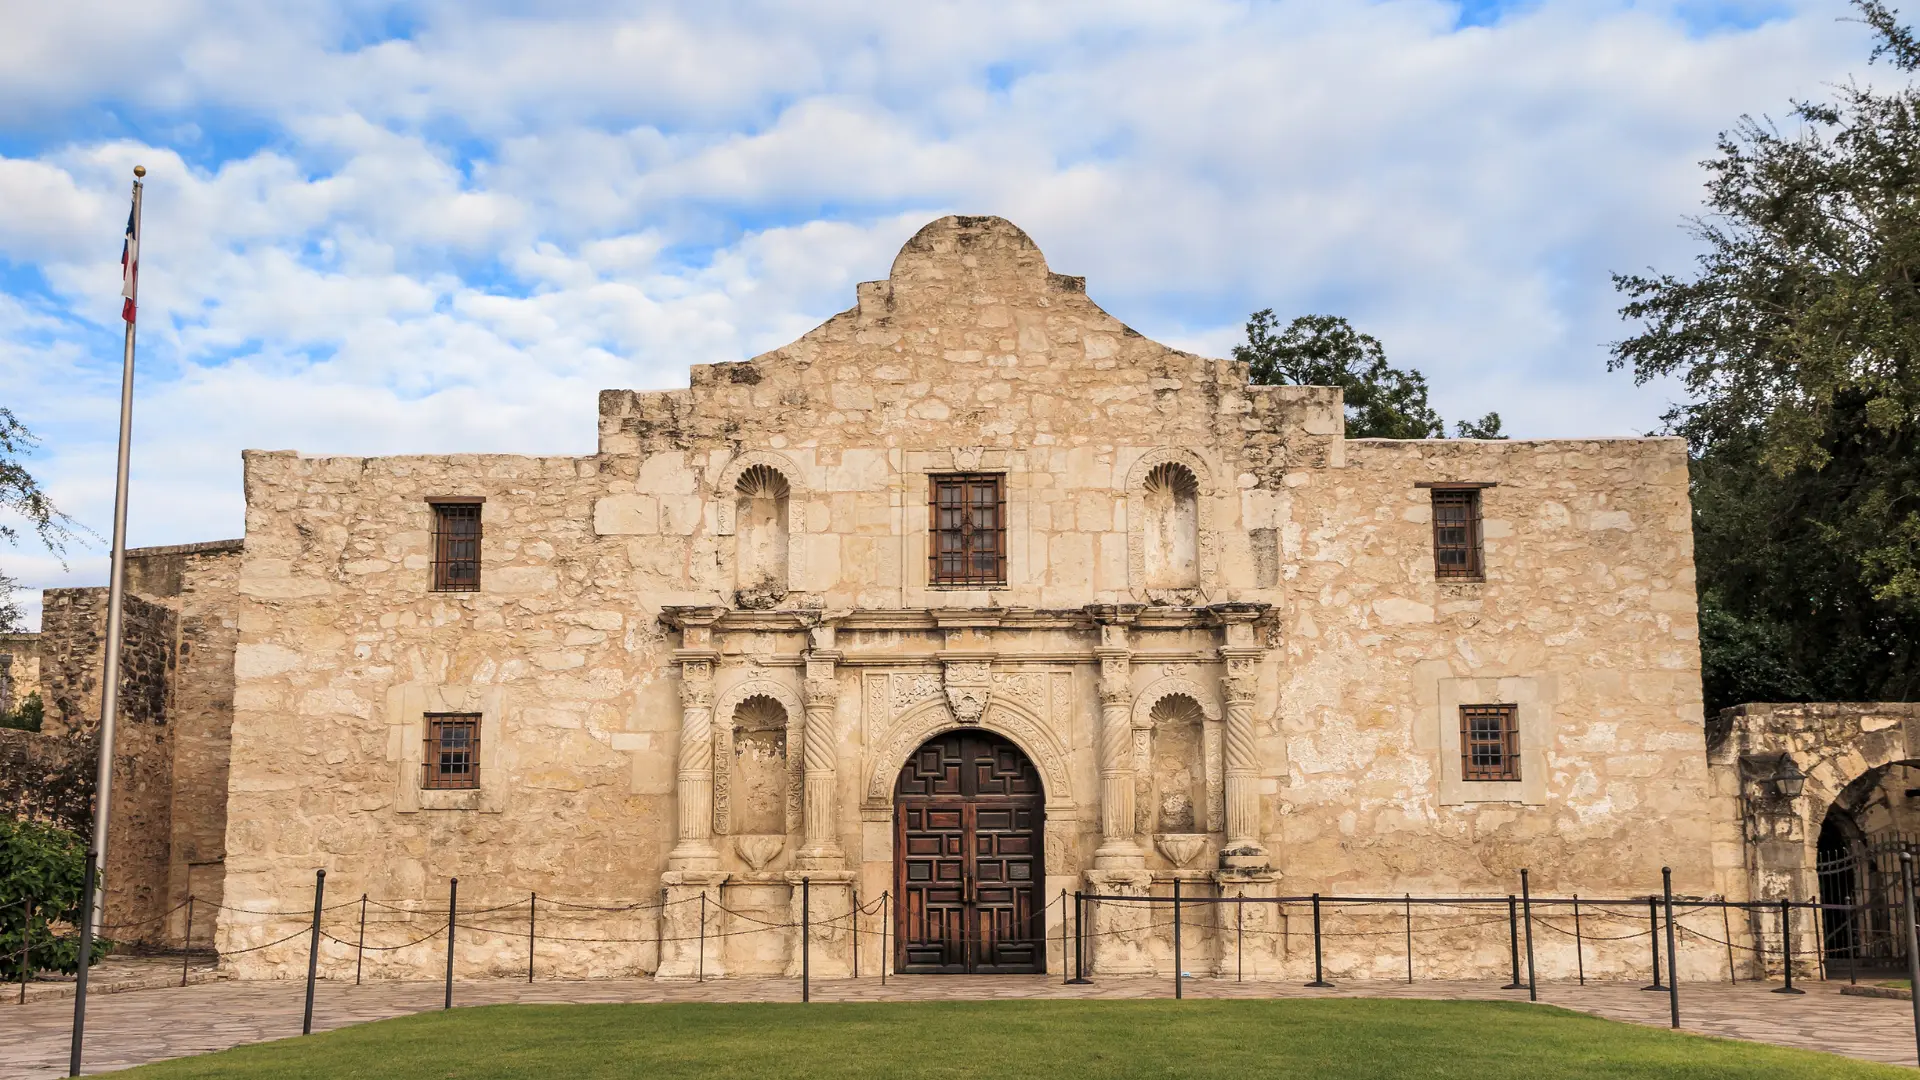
[1818,831,1920,969]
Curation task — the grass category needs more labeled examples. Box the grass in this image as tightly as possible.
[116,999,1907,1080]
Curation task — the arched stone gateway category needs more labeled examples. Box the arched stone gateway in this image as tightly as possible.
[893,730,1045,974]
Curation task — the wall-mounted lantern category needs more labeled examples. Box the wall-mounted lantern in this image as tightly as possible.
[1742,752,1806,802]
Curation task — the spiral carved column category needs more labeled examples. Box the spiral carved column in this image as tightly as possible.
[1215,604,1271,870]
[1093,613,1144,869]
[669,630,722,871]
[797,653,844,869]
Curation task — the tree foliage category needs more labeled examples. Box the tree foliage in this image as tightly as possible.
[1234,311,1504,439]
[0,817,104,979]
[0,407,78,633]
[1612,0,1920,712]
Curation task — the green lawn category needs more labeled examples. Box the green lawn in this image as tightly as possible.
[119,999,1905,1079]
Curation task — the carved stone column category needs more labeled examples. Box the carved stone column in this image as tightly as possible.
[1089,607,1143,869]
[797,623,845,869]
[667,608,722,871]
[1215,605,1270,869]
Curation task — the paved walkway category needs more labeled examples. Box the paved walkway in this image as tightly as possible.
[2,975,1914,1076]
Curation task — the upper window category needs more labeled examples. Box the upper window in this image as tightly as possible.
[1430,488,1483,581]
[1460,704,1519,782]
[423,713,480,789]
[929,474,1006,587]
[431,501,482,592]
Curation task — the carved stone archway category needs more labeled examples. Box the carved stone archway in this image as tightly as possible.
[863,696,1074,818]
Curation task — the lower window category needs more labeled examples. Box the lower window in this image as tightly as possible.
[1459,704,1520,782]
[424,714,481,789]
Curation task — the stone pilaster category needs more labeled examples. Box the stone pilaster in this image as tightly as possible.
[1090,608,1143,869]
[668,609,723,871]
[1215,604,1269,870]
[656,870,728,981]
[797,623,845,869]
[785,871,857,978]
[1214,871,1285,979]
[1085,869,1154,975]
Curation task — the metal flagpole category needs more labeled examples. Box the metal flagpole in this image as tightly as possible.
[70,164,144,1079]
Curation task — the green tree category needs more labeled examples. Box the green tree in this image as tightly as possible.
[1,406,77,633]
[1611,0,1920,712]
[1234,311,1504,439]
[0,817,105,979]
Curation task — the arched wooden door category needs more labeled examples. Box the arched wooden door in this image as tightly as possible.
[894,730,1044,974]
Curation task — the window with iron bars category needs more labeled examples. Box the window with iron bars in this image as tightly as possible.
[431,501,482,592]
[423,714,480,789]
[929,474,1006,587]
[1460,704,1520,782]
[1430,487,1483,581]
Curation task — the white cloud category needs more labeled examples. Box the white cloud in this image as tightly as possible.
[0,0,1885,628]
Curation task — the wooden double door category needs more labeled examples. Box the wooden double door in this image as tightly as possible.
[894,730,1045,974]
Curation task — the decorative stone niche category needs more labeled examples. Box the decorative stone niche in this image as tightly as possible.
[733,466,790,609]
[1150,694,1209,833]
[1142,462,1200,594]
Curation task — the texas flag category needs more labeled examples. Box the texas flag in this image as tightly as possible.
[120,204,139,324]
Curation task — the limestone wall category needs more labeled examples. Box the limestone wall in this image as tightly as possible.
[219,215,1708,982]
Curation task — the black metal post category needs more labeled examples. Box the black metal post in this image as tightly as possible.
[1810,894,1827,983]
[1773,896,1803,994]
[1573,893,1584,986]
[67,849,99,1077]
[698,891,706,984]
[1662,868,1680,1029]
[1502,895,1524,990]
[1061,889,1069,985]
[528,892,537,983]
[1238,898,1245,983]
[1173,879,1183,1000]
[1306,893,1332,987]
[1642,895,1665,991]
[1900,852,1920,1069]
[1404,894,1413,984]
[852,889,860,980]
[1845,896,1859,985]
[1521,871,1537,1002]
[801,877,811,1003]
[180,895,194,988]
[19,896,31,1004]
[355,894,367,986]
[303,868,325,1035]
[1721,900,1735,984]
[1070,890,1089,984]
[444,877,458,1010]
[881,890,889,987]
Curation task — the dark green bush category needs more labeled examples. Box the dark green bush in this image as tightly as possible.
[0,817,106,979]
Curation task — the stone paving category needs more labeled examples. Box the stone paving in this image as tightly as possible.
[2,974,1915,1076]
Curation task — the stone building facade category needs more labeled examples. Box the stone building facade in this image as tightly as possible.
[188,215,1724,982]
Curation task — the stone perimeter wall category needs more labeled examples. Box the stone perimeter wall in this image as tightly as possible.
[219,216,1709,982]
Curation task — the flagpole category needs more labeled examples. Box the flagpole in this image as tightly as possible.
[70,163,143,1079]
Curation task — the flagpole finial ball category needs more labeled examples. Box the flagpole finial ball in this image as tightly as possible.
[133,165,146,178]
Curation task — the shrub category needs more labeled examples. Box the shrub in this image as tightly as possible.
[0,817,107,979]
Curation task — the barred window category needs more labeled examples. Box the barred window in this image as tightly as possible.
[424,714,480,789]
[431,501,482,592]
[1431,488,1483,580]
[1460,704,1520,782]
[929,474,1006,587]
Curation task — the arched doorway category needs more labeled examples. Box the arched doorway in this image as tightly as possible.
[1816,761,1920,970]
[894,729,1044,974]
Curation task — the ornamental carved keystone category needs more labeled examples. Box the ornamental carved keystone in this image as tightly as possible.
[943,660,992,725]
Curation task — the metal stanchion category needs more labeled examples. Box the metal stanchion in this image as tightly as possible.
[1811,894,1827,982]
[180,895,195,987]
[1306,893,1332,988]
[1501,895,1524,990]
[697,892,706,984]
[303,869,325,1035]
[19,897,32,1004]
[1662,868,1680,1029]
[801,877,811,1003]
[1061,889,1069,985]
[1069,891,1090,984]
[1721,899,1735,984]
[67,850,99,1077]
[1521,872,1537,1002]
[1845,898,1859,985]
[355,894,367,986]
[1404,894,1413,985]
[1642,895,1665,991]
[1773,896,1803,994]
[881,890,889,987]
[1573,894,1584,986]
[1899,852,1920,1069]
[852,889,860,980]
[1173,879,1183,1000]
[529,892,537,983]
[1238,898,1245,983]
[444,878,458,1009]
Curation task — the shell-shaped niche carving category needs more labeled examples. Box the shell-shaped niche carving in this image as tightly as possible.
[729,695,790,836]
[1150,694,1208,833]
[1142,462,1200,595]
[734,465,790,609]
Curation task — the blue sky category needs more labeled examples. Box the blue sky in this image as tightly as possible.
[0,0,1883,626]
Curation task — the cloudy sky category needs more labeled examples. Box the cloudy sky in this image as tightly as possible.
[0,0,1886,626]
